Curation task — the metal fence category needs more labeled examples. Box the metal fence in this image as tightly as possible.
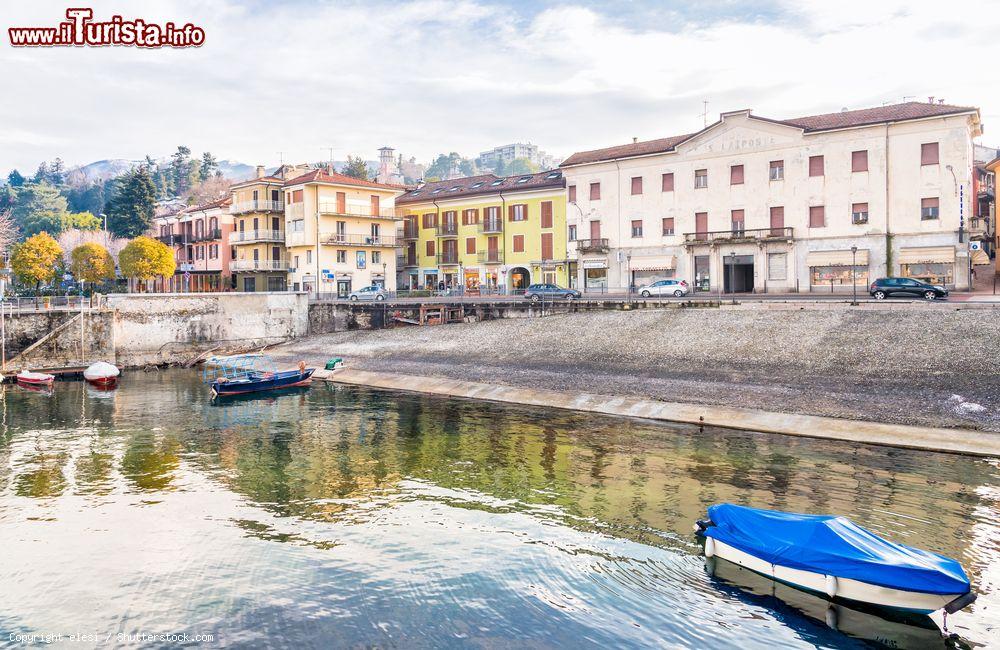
[0,295,109,313]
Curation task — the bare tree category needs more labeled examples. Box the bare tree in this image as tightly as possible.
[185,176,231,206]
[0,210,17,262]
[57,228,128,265]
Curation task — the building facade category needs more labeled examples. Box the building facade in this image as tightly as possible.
[282,169,404,297]
[475,143,558,173]
[176,197,235,291]
[228,167,290,292]
[395,170,569,292]
[561,101,983,292]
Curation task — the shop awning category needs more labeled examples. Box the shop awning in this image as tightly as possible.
[806,249,869,267]
[898,246,955,264]
[972,248,990,266]
[631,255,677,271]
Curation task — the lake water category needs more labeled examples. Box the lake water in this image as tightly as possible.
[1,370,997,649]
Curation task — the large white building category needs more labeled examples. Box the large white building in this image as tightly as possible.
[476,143,558,173]
[561,101,984,293]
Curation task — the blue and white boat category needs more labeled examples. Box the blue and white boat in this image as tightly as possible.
[203,354,315,398]
[695,504,976,615]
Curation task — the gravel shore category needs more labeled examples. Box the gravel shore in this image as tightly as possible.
[272,309,1000,431]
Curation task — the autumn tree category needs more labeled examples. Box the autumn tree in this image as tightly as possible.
[118,236,175,291]
[71,242,115,303]
[11,232,63,301]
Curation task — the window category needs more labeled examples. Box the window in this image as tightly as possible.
[291,189,303,203]
[589,182,601,200]
[809,155,824,177]
[462,209,478,225]
[730,165,744,185]
[662,217,674,235]
[512,234,524,253]
[422,213,436,229]
[466,237,476,254]
[372,251,381,264]
[336,250,346,263]
[541,233,553,259]
[568,224,577,241]
[305,249,312,264]
[631,176,643,195]
[731,209,744,234]
[540,201,553,228]
[516,176,532,184]
[694,169,708,188]
[271,189,280,202]
[810,266,869,287]
[921,197,940,220]
[661,173,674,192]
[769,160,784,181]
[768,253,788,281]
[852,202,869,224]
[769,206,784,234]
[851,150,868,172]
[695,212,708,235]
[509,204,527,221]
[631,220,643,237]
[921,142,939,166]
[568,185,577,202]
[901,262,952,285]
[426,240,435,256]
[291,219,304,232]
[294,255,300,268]
[809,205,826,228]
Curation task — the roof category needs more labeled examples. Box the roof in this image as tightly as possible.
[396,170,566,205]
[562,101,980,167]
[187,196,232,213]
[985,156,1000,172]
[283,169,406,192]
[229,175,284,189]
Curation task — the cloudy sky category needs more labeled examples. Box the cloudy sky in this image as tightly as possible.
[1,0,997,177]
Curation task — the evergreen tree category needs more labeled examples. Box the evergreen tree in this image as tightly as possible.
[12,182,70,237]
[33,162,50,184]
[425,153,473,181]
[65,180,106,215]
[199,152,218,182]
[341,155,370,180]
[105,167,156,238]
[49,158,66,186]
[0,185,15,213]
[7,169,25,187]
[170,146,193,197]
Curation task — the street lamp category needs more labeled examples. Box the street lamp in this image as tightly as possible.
[382,262,387,293]
[99,212,107,232]
[626,252,632,303]
[851,245,858,305]
[728,251,737,301]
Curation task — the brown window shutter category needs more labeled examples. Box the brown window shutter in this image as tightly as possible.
[568,185,576,202]
[662,217,674,235]
[809,205,825,228]
[426,240,435,256]
[769,206,784,231]
[541,201,553,228]
[852,150,868,172]
[472,208,479,224]
[809,155,824,177]
[921,142,939,165]
[695,212,707,234]
[662,173,674,192]
[631,176,642,195]
[541,233,553,259]
[513,235,524,253]
[590,182,601,200]
[466,237,476,254]
[921,197,939,209]
[508,204,515,221]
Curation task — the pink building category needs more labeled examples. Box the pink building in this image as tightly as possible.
[150,198,235,292]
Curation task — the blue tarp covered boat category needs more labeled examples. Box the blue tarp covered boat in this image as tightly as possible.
[696,504,976,614]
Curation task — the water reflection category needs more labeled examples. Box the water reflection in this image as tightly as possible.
[0,373,997,648]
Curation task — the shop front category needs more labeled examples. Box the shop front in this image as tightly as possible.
[464,268,481,294]
[807,249,870,292]
[509,266,531,291]
[629,255,676,288]
[898,246,955,287]
[582,259,607,290]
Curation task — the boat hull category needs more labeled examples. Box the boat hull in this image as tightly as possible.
[212,369,314,397]
[16,373,55,386]
[706,537,962,614]
[85,376,118,388]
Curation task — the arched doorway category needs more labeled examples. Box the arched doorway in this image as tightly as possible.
[509,267,531,291]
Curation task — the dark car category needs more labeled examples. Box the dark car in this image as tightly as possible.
[523,283,581,302]
[869,277,948,300]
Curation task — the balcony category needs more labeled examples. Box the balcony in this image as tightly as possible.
[156,234,180,246]
[436,252,460,266]
[477,250,503,264]
[401,254,419,268]
[192,228,222,242]
[401,223,420,240]
[576,238,609,253]
[320,233,401,248]
[228,229,285,245]
[231,259,290,272]
[436,222,459,238]
[230,200,284,215]
[317,202,398,219]
[479,218,503,234]
[683,227,794,245]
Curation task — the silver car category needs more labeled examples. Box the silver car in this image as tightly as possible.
[348,285,388,301]
[638,279,690,298]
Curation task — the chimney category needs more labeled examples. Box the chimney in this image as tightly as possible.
[928,96,935,104]
[255,165,265,178]
[632,137,638,144]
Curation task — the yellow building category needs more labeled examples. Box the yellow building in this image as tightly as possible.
[282,169,404,297]
[228,168,295,292]
[395,170,568,293]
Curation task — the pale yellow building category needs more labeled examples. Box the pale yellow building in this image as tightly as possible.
[228,167,291,292]
[282,169,405,297]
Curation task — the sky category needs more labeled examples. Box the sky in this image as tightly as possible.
[1,0,998,178]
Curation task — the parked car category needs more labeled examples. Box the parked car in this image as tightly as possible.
[348,285,388,301]
[523,283,581,302]
[638,279,690,298]
[869,277,948,300]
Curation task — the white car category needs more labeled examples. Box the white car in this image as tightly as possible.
[348,285,388,301]
[638,279,690,298]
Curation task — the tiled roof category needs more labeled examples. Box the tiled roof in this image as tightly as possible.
[396,170,565,205]
[561,102,979,167]
[229,175,284,189]
[283,169,406,191]
[187,196,232,212]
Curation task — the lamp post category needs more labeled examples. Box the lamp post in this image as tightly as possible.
[729,250,736,301]
[99,212,107,232]
[851,245,858,305]
[626,252,632,304]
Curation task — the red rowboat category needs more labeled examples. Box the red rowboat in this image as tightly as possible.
[83,361,120,388]
[16,371,55,386]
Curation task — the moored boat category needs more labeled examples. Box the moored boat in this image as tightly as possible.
[16,370,55,386]
[84,361,120,387]
[695,504,976,615]
[203,355,314,398]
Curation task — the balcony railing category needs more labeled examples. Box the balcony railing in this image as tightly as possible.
[576,238,609,253]
[683,227,794,244]
[401,254,419,267]
[231,259,290,272]
[401,224,420,240]
[436,222,459,238]
[156,234,180,246]
[230,200,284,215]
[228,229,285,244]
[192,228,222,242]
[320,233,401,248]
[318,203,398,219]
[479,218,503,234]
[436,252,460,266]
[477,250,503,264]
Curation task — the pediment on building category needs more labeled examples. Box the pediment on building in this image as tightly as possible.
[677,110,805,157]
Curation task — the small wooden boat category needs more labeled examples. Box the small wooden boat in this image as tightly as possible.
[84,361,120,387]
[204,355,314,398]
[16,370,55,386]
[695,504,976,615]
